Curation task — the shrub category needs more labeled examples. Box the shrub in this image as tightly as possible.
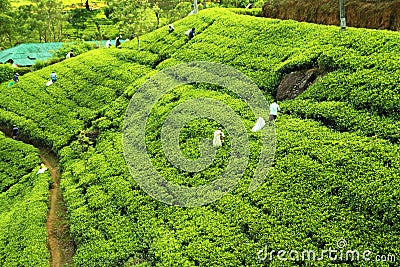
[0,64,13,83]
[0,133,51,266]
[51,40,97,59]
[2,8,400,266]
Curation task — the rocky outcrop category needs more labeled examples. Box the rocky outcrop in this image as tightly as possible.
[276,69,324,101]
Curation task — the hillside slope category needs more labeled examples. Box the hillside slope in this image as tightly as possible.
[262,0,400,31]
[1,8,400,266]
[0,133,51,267]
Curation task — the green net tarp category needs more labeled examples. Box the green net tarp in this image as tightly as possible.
[0,42,64,66]
[0,40,118,66]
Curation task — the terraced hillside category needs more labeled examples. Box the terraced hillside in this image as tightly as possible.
[0,133,51,267]
[1,8,399,266]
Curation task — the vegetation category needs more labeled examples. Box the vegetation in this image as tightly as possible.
[0,49,152,151]
[0,8,400,266]
[33,40,97,70]
[262,0,400,31]
[1,0,262,50]
[0,63,13,83]
[0,132,51,266]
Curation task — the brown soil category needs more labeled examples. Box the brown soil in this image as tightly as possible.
[0,127,76,266]
[40,148,75,267]
[262,0,400,31]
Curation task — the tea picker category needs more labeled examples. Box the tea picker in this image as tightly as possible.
[185,28,195,40]
[36,162,48,175]
[13,73,19,83]
[213,127,225,147]
[269,100,280,122]
[168,24,175,33]
[66,50,74,59]
[47,71,57,86]
[12,125,18,139]
[50,71,57,82]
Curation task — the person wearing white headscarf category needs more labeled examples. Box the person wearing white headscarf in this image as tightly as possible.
[213,127,225,147]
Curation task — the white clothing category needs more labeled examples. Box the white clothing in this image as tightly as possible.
[36,167,48,175]
[213,129,225,147]
[106,40,111,48]
[269,102,280,116]
[252,117,266,132]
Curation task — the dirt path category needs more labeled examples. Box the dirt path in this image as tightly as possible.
[39,148,75,267]
[1,127,75,266]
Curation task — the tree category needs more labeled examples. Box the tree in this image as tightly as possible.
[153,2,163,29]
[0,5,43,48]
[167,2,192,22]
[108,0,157,50]
[0,0,12,47]
[0,14,13,47]
[68,8,90,38]
[15,5,41,44]
[32,0,65,42]
[0,0,10,11]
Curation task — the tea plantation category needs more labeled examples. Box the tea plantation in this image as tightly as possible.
[1,8,399,266]
[0,133,51,267]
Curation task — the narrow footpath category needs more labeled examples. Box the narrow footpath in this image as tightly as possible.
[1,127,75,267]
[40,148,75,267]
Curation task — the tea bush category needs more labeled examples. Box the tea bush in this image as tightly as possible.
[0,49,152,151]
[282,99,400,143]
[298,69,400,120]
[0,133,51,267]
[1,7,400,267]
[0,64,14,84]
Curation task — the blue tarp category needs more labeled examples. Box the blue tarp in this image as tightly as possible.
[0,40,118,66]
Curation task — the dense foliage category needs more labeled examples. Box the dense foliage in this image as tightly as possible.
[33,40,98,71]
[0,0,207,49]
[0,50,152,151]
[0,8,400,266]
[0,132,51,266]
[262,0,400,31]
[0,63,13,83]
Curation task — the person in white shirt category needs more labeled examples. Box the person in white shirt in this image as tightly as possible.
[213,127,225,147]
[66,50,74,59]
[269,100,280,121]
[105,39,111,48]
[36,162,48,175]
